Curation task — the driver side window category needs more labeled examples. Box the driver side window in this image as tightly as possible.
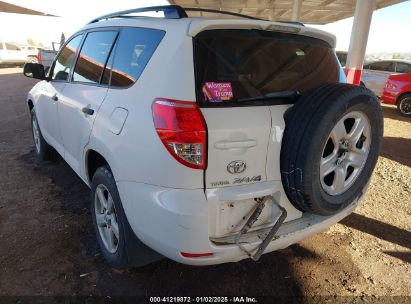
[52,34,83,81]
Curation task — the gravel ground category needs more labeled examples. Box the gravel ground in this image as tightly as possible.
[0,68,410,301]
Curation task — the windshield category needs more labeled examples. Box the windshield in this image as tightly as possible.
[193,29,339,107]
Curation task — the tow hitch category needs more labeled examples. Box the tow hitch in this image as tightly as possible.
[234,196,287,261]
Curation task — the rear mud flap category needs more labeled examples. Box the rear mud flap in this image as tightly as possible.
[234,196,287,261]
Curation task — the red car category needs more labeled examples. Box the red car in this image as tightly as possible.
[381,72,411,117]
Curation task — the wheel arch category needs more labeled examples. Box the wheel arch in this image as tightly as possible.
[396,91,411,104]
[86,149,111,185]
[27,99,34,112]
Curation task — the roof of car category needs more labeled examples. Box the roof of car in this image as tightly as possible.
[81,16,336,48]
[367,59,411,64]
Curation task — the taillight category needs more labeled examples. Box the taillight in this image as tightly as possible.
[385,81,397,90]
[152,98,207,169]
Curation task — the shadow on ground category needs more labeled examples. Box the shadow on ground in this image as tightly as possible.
[341,213,411,263]
[381,136,411,167]
[381,104,411,124]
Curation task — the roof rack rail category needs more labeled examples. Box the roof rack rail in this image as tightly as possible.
[88,5,188,24]
[87,5,304,26]
[278,21,305,27]
[184,7,263,21]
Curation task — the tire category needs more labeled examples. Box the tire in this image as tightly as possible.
[90,166,162,268]
[31,109,57,161]
[280,83,383,215]
[397,94,411,117]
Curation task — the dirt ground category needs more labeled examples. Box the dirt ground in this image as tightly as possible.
[0,68,410,301]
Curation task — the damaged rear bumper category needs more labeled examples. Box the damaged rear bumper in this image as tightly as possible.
[117,181,358,266]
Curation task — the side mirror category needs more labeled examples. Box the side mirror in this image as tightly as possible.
[23,63,47,80]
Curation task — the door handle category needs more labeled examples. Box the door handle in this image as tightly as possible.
[82,107,94,115]
[214,139,257,150]
[51,94,58,101]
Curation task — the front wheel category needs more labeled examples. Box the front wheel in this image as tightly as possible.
[31,109,57,161]
[397,94,411,117]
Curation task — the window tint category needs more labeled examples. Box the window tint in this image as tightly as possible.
[108,27,165,87]
[52,35,83,81]
[6,43,19,51]
[396,62,411,74]
[194,30,339,107]
[73,31,118,84]
[369,61,394,72]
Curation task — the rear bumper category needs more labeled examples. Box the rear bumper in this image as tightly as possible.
[117,181,358,266]
[381,89,398,105]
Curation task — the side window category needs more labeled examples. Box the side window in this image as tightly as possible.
[396,63,411,74]
[52,35,83,81]
[370,61,394,72]
[108,27,165,87]
[0,43,3,50]
[6,43,19,51]
[72,31,118,84]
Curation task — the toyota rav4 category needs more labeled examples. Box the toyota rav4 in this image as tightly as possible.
[23,5,383,267]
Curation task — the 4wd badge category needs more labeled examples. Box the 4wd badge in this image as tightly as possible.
[227,160,246,174]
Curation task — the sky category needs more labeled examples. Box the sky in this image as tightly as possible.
[0,0,410,53]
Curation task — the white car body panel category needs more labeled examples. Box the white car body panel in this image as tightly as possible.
[57,83,108,174]
[361,69,391,97]
[0,42,29,64]
[202,106,271,188]
[33,81,66,156]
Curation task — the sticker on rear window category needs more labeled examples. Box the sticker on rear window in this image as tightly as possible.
[202,82,233,103]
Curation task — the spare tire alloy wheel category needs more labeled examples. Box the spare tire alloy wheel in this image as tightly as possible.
[94,184,120,254]
[320,111,371,196]
[280,83,383,215]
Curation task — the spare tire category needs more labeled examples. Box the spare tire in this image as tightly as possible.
[280,83,383,215]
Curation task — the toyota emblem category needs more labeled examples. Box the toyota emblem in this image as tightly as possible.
[227,160,246,174]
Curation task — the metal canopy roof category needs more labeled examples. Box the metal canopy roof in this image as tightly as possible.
[168,0,405,24]
[0,1,57,16]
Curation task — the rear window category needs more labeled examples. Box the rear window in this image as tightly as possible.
[193,29,339,107]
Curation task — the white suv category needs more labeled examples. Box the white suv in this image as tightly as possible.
[24,6,383,267]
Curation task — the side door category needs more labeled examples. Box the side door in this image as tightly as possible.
[2,43,15,62]
[5,43,23,63]
[57,30,118,174]
[362,61,394,96]
[34,34,84,155]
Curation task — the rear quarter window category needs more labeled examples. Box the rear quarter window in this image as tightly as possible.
[193,29,339,107]
[105,27,165,87]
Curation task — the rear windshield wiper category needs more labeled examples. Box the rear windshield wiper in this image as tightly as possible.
[237,90,301,103]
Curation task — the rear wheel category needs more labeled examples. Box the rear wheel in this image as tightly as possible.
[91,166,162,268]
[281,83,383,215]
[397,94,411,117]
